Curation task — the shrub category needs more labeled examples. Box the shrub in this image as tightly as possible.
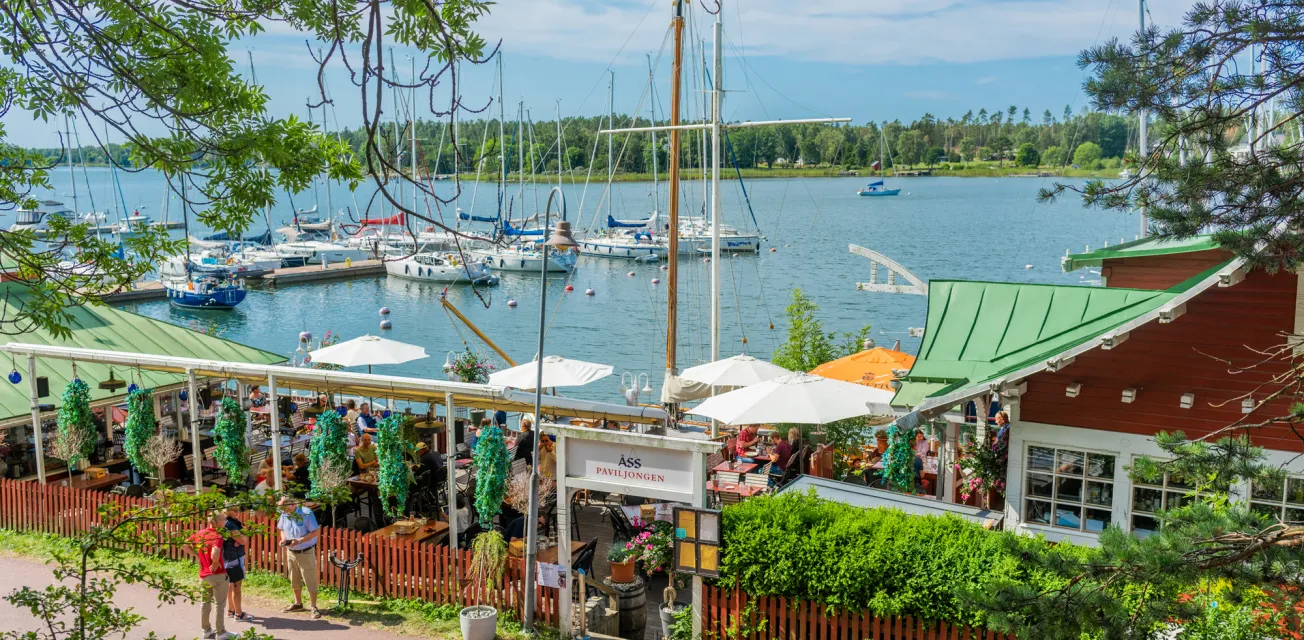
[718,491,1085,627]
[1072,141,1103,167]
[1042,145,1066,167]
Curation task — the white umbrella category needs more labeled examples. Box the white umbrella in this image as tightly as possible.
[687,372,895,425]
[679,355,792,388]
[307,335,428,371]
[489,355,613,390]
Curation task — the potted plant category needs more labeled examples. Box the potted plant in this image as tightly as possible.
[607,542,638,583]
[875,429,890,453]
[460,530,506,640]
[659,582,689,639]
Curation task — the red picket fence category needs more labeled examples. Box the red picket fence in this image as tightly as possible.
[702,583,1015,640]
[0,478,558,624]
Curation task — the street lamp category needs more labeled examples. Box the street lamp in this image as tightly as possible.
[523,186,576,631]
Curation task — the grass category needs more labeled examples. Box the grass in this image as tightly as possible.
[0,529,550,640]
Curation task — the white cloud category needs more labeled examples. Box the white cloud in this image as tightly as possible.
[473,0,1191,65]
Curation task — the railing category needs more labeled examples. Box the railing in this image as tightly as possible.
[0,478,558,624]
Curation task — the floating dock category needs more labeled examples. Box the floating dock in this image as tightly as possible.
[101,260,388,304]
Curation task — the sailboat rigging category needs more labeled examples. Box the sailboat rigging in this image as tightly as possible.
[858,128,901,196]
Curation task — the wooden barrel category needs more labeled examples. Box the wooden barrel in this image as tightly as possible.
[614,579,647,637]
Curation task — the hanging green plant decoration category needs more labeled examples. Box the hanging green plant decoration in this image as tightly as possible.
[122,388,157,476]
[883,422,916,494]
[211,397,250,483]
[56,378,96,468]
[473,424,509,527]
[308,408,350,501]
[377,413,413,518]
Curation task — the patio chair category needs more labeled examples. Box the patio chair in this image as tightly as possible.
[351,517,376,533]
[124,484,147,498]
[715,471,742,485]
[606,505,638,541]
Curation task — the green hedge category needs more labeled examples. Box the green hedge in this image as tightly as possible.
[719,491,1084,626]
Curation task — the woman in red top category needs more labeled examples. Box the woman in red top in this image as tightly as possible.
[190,512,230,639]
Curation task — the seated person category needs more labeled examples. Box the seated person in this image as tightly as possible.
[291,453,311,498]
[504,513,547,542]
[735,425,760,461]
[353,433,379,473]
[248,385,266,407]
[415,442,445,490]
[768,431,793,479]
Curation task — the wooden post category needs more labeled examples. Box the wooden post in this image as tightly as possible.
[27,355,46,484]
[188,369,203,490]
[555,432,572,637]
[444,393,459,550]
[268,374,283,490]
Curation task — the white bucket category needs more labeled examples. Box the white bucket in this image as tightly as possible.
[459,605,497,640]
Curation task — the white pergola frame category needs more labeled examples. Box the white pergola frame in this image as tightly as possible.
[2,342,669,552]
[544,422,720,639]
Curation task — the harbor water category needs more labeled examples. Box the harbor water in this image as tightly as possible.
[32,169,1136,403]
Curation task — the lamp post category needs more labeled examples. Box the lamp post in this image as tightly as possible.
[524,186,576,631]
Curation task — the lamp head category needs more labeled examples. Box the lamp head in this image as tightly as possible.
[545,221,578,249]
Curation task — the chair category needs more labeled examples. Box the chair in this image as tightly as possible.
[743,471,770,493]
[569,493,583,540]
[510,458,527,478]
[705,451,724,475]
[161,478,181,490]
[606,505,638,541]
[183,454,195,474]
[718,490,742,506]
[350,517,376,533]
[125,484,147,498]
[109,485,127,496]
[724,437,738,462]
[715,471,742,485]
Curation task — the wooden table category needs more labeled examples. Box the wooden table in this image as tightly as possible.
[63,472,130,492]
[712,460,758,475]
[371,520,449,544]
[706,480,766,497]
[535,540,587,565]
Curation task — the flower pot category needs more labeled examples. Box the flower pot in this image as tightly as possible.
[459,605,497,640]
[610,559,636,583]
[876,436,888,454]
[659,602,688,638]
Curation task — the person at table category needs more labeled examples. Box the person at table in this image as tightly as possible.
[415,441,444,490]
[513,418,535,465]
[915,430,931,458]
[505,513,546,542]
[353,433,379,474]
[769,431,793,474]
[276,497,322,619]
[357,403,378,435]
[735,425,760,461]
[788,427,803,454]
[343,399,359,430]
[248,385,266,408]
[290,453,311,498]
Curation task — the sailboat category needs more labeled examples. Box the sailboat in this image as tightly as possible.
[163,184,248,310]
[858,129,901,196]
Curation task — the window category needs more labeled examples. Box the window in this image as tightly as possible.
[1130,469,1198,538]
[1249,475,1304,523]
[1025,445,1115,533]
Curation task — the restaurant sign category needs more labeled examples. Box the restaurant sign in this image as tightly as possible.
[566,438,694,495]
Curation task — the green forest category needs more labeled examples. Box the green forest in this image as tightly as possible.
[30,106,1136,177]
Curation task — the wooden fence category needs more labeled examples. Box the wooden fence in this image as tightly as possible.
[0,478,559,624]
[702,583,1015,640]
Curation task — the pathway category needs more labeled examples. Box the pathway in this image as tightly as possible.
[0,555,413,640]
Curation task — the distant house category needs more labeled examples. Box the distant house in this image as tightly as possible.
[889,235,1304,545]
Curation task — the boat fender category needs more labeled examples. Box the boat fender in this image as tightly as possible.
[585,288,595,296]
[507,299,518,308]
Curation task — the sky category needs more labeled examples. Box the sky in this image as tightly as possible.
[4,0,1191,148]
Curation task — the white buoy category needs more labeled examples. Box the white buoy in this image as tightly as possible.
[379,319,392,330]
[652,278,661,284]
[507,299,518,308]
[703,257,711,263]
[659,264,668,271]
[585,288,595,296]
[1025,264,1034,270]
[379,307,391,316]
[627,271,636,277]
[769,247,777,253]
[784,244,790,247]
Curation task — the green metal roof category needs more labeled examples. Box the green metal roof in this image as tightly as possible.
[1062,234,1220,273]
[892,281,1179,408]
[0,285,284,423]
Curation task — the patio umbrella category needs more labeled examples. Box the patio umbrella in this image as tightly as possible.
[808,347,915,391]
[687,372,895,425]
[488,355,613,390]
[679,354,792,388]
[306,334,428,372]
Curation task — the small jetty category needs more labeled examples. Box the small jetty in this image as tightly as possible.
[100,259,387,304]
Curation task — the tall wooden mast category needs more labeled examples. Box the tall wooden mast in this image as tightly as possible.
[666,0,684,376]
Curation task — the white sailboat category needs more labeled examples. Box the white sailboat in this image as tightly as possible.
[385,252,496,284]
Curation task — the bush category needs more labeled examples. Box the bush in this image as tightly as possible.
[1015,143,1039,167]
[1041,145,1066,167]
[1072,141,1103,167]
[718,491,1085,626]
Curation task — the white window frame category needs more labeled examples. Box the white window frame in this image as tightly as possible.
[1022,443,1117,534]
[1248,473,1304,522]
[1128,461,1202,537]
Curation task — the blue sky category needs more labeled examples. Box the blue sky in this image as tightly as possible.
[6,0,1189,147]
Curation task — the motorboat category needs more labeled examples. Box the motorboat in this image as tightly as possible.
[10,200,74,233]
[276,240,371,266]
[164,274,248,310]
[385,252,498,285]
[115,211,154,235]
[467,243,577,273]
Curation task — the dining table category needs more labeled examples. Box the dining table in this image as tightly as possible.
[705,480,767,497]
[371,520,449,544]
[534,540,587,565]
[61,472,130,492]
[712,460,758,475]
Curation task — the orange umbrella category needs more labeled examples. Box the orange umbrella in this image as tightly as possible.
[808,347,915,390]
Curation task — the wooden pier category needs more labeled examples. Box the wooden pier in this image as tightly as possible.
[101,259,388,304]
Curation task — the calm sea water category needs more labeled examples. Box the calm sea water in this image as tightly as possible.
[31,168,1137,403]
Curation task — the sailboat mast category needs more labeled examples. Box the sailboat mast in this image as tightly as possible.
[517,102,525,212]
[666,0,684,374]
[709,4,722,364]
[322,93,335,223]
[647,54,659,215]
[1138,0,1148,237]
[880,126,886,179]
[65,115,78,215]
[555,101,563,192]
[498,53,506,218]
[411,57,418,217]
[606,72,614,222]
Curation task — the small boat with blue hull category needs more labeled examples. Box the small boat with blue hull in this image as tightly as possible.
[165,276,248,310]
[857,180,901,197]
